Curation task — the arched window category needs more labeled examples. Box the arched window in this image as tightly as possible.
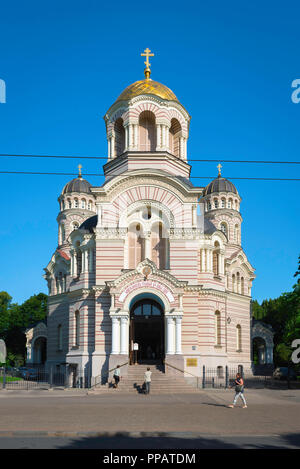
[221,198,226,208]
[128,224,144,269]
[220,222,228,237]
[151,222,168,269]
[57,324,62,350]
[68,199,72,209]
[228,199,232,209]
[74,198,79,209]
[236,325,242,351]
[114,118,125,156]
[139,111,156,151]
[61,200,65,211]
[61,224,65,242]
[169,118,181,157]
[72,222,79,231]
[232,274,236,292]
[214,199,219,209]
[75,311,80,347]
[88,200,92,210]
[215,311,221,346]
[213,241,220,276]
[207,201,211,211]
[236,272,240,293]
[81,199,86,209]
[241,277,244,295]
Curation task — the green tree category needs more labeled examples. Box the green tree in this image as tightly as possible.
[0,292,48,366]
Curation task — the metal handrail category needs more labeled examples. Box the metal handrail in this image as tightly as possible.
[164,360,200,379]
[89,361,128,389]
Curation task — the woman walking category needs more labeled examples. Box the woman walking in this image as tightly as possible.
[113,365,121,389]
[228,373,247,408]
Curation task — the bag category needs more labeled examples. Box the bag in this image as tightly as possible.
[235,385,243,392]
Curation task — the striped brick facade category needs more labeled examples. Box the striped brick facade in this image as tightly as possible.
[43,75,256,381]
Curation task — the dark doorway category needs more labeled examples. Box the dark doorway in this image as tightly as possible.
[129,299,164,364]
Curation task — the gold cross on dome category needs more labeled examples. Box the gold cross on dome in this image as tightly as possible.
[78,164,82,178]
[141,48,154,79]
[217,163,222,176]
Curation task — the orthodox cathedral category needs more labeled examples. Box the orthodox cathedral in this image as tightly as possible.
[26,50,274,383]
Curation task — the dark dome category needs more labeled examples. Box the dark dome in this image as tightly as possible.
[62,177,92,195]
[79,215,98,232]
[203,176,237,196]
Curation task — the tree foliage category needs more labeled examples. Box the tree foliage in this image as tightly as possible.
[0,292,47,366]
[252,255,300,365]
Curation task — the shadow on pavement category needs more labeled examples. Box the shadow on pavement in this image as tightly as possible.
[55,432,300,449]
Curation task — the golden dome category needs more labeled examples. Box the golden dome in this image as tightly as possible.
[116,79,178,103]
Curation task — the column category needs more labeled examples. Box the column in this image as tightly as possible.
[108,138,111,159]
[156,124,161,150]
[84,250,89,273]
[120,317,128,355]
[208,250,213,272]
[96,205,102,228]
[175,317,182,354]
[192,205,197,227]
[125,126,129,151]
[70,252,74,276]
[162,125,166,149]
[219,253,224,275]
[145,232,151,259]
[111,317,120,354]
[89,249,93,272]
[128,124,133,150]
[166,125,170,152]
[183,137,187,159]
[73,252,77,277]
[111,135,115,158]
[166,316,175,354]
[201,249,205,272]
[134,124,139,149]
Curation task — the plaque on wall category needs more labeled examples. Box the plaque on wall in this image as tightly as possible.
[186,358,197,367]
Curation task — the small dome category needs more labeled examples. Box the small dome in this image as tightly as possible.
[203,176,238,196]
[116,79,178,103]
[62,177,92,195]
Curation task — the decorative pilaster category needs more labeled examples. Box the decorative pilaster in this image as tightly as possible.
[166,316,175,354]
[120,316,129,355]
[111,316,120,354]
[175,316,182,354]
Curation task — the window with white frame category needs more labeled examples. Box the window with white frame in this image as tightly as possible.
[75,311,80,347]
[236,324,242,351]
[215,311,221,346]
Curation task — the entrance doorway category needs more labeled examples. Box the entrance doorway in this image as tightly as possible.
[129,297,164,364]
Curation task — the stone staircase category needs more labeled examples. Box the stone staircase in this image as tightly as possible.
[89,364,201,394]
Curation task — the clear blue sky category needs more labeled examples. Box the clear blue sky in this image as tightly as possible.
[0,0,299,305]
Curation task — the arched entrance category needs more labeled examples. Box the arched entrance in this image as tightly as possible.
[129,294,164,364]
[33,336,47,365]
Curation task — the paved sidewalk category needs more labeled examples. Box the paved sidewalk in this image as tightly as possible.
[0,388,299,437]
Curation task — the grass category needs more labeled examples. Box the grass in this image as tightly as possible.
[0,376,22,382]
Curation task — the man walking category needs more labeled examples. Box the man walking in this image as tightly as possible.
[144,367,152,394]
